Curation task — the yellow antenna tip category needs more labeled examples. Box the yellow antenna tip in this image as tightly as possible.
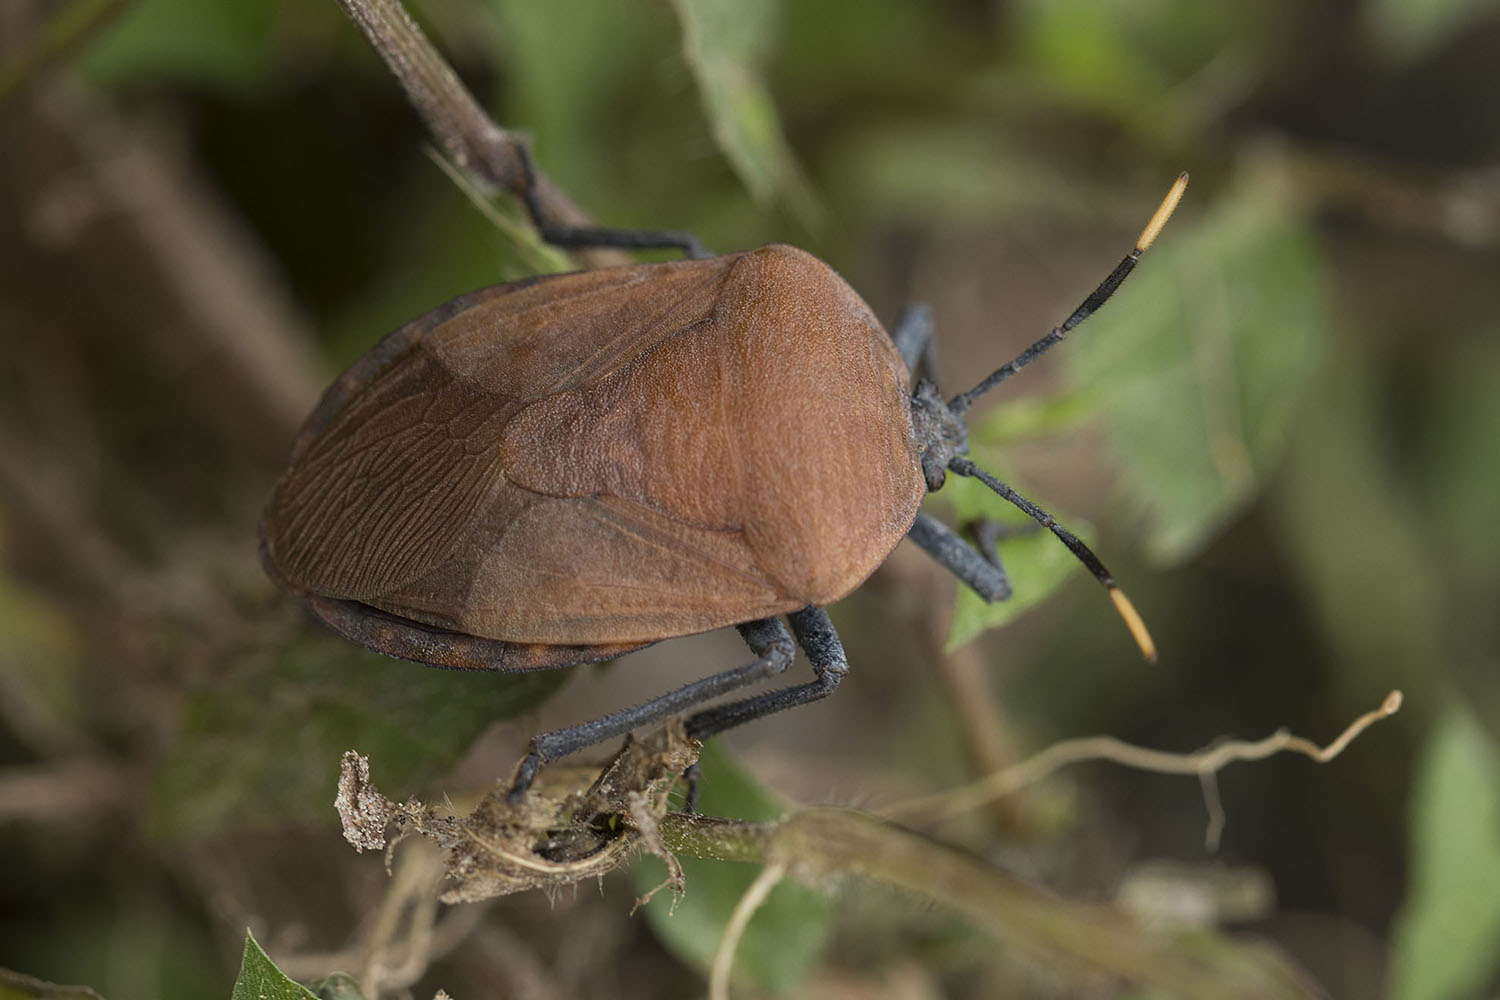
[1109,587,1157,662]
[1135,171,1189,252]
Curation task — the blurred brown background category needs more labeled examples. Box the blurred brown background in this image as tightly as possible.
[3,0,1500,997]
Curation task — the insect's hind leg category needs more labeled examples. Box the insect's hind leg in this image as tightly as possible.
[508,617,794,800]
[684,607,848,744]
[514,143,711,259]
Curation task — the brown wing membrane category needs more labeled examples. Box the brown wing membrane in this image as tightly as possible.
[263,247,921,650]
[491,246,923,613]
[261,255,741,603]
[372,493,796,645]
[262,354,509,599]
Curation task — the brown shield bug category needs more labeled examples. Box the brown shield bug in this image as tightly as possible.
[260,145,1185,799]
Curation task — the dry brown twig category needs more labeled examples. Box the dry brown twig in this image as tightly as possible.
[328,718,1336,998]
[881,689,1404,848]
[334,0,625,268]
[334,727,698,903]
[308,732,694,996]
[709,861,787,1000]
[272,891,490,996]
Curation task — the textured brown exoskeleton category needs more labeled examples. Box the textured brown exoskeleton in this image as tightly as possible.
[261,148,1185,799]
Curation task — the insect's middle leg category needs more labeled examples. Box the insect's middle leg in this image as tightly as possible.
[508,617,794,799]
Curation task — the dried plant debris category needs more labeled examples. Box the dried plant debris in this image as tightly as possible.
[335,727,699,900]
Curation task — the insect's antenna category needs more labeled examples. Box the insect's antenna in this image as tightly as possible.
[948,456,1156,661]
[948,172,1188,416]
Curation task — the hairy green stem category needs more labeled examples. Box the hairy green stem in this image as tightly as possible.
[663,807,1318,1000]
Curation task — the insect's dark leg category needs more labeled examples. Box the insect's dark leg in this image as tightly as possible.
[968,518,1004,568]
[685,607,848,742]
[508,617,794,799]
[965,517,1042,571]
[681,762,702,814]
[890,304,940,380]
[907,512,1013,602]
[515,143,711,259]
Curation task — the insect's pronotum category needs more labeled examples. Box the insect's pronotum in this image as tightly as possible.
[259,146,1186,800]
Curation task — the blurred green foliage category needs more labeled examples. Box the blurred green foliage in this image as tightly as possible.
[1388,706,1500,1000]
[3,0,1500,997]
[79,0,308,92]
[1365,0,1500,63]
[149,631,566,840]
[670,0,822,228]
[1068,158,1327,564]
[0,519,81,738]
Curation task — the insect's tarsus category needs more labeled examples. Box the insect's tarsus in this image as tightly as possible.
[513,142,711,259]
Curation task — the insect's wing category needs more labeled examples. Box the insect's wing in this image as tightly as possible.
[260,257,740,605]
[368,492,796,645]
[260,349,509,601]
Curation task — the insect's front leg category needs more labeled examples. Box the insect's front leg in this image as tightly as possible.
[890,303,940,379]
[907,512,1014,603]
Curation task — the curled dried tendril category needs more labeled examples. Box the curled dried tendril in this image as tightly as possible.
[336,725,699,901]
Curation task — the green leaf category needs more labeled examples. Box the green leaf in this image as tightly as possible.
[489,0,667,200]
[1269,350,1443,688]
[149,630,567,840]
[635,741,832,995]
[1416,332,1500,597]
[969,390,1095,446]
[669,0,823,228]
[231,932,318,1000]
[1364,0,1499,64]
[1387,706,1500,1000]
[0,968,106,1000]
[306,973,367,1000]
[938,470,1091,650]
[1067,158,1327,564]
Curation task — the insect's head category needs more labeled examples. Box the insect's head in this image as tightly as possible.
[903,172,1189,661]
[910,172,1188,497]
[909,378,967,492]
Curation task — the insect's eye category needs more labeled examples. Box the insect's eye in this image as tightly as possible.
[922,454,947,492]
